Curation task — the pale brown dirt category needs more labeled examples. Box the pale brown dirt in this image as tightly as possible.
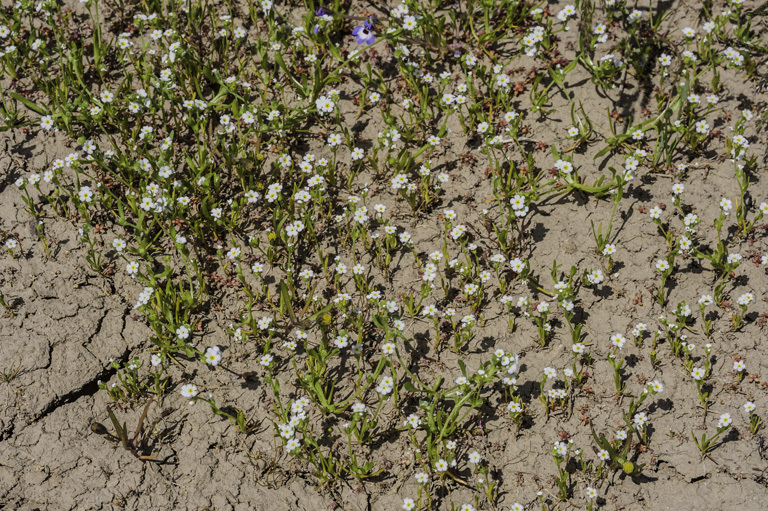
[2,0,768,510]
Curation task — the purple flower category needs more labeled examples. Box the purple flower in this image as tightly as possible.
[352,19,375,45]
[313,8,326,35]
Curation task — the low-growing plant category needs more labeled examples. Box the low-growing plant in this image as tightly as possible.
[91,399,160,462]
[692,413,733,459]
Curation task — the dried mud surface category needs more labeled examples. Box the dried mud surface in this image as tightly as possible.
[2,0,768,510]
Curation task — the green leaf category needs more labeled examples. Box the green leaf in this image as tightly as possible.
[304,302,334,327]
[9,92,48,116]
[107,409,129,450]
[457,359,467,377]
[403,381,420,393]
[313,381,329,406]
[280,280,298,326]
[273,52,305,93]
[595,143,617,158]
[372,314,387,331]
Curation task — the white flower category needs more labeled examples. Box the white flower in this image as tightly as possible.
[40,115,54,130]
[78,186,94,202]
[180,383,198,398]
[402,15,417,30]
[285,438,301,453]
[257,316,273,330]
[695,120,710,135]
[585,268,604,285]
[376,376,393,395]
[509,258,526,273]
[554,159,573,174]
[205,346,222,366]
[509,194,526,210]
[553,441,568,456]
[405,414,421,428]
[111,238,126,252]
[176,325,190,339]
